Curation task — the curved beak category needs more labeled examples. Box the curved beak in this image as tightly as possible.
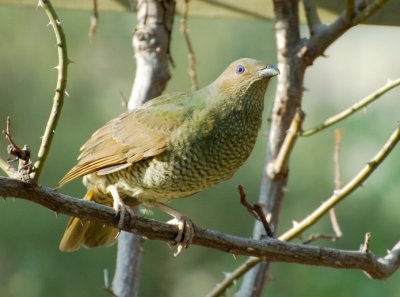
[258,64,280,78]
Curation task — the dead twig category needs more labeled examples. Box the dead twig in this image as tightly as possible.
[2,116,32,179]
[180,0,198,90]
[238,185,274,237]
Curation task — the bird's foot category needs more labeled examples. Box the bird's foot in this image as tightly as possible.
[167,215,194,256]
[114,200,135,230]
[107,185,134,229]
[143,201,194,256]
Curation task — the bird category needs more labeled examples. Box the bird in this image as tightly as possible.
[58,58,279,254]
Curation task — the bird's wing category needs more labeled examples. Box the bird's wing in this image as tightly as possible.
[59,92,197,186]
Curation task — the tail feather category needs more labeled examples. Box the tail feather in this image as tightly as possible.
[59,190,119,252]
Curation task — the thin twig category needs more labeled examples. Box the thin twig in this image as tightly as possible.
[330,129,343,238]
[302,233,339,244]
[302,78,400,137]
[302,0,322,35]
[3,116,32,179]
[89,0,99,39]
[180,0,198,90]
[238,185,274,237]
[281,126,400,241]
[206,126,400,297]
[32,0,70,181]
[268,109,304,179]
[352,0,389,25]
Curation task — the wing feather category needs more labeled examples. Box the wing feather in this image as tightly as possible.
[59,92,197,186]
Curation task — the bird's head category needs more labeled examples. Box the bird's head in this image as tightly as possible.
[214,58,279,102]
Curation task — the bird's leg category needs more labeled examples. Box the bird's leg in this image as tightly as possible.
[144,201,194,256]
[106,185,134,229]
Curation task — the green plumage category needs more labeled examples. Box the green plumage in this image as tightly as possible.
[59,58,279,251]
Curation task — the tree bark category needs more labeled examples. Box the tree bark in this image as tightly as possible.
[112,1,175,296]
[236,1,306,296]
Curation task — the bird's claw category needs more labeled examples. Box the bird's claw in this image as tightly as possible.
[114,201,134,230]
[167,215,194,256]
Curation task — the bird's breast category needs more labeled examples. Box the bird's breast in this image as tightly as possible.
[128,107,263,201]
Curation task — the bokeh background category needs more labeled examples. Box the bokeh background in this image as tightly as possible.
[0,4,399,297]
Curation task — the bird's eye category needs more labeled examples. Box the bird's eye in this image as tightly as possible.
[236,65,246,75]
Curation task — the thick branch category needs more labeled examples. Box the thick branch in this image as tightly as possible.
[0,176,399,280]
[116,1,175,296]
[236,1,304,296]
[128,0,175,109]
[300,0,389,66]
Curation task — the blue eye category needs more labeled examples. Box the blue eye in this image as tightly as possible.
[236,65,245,75]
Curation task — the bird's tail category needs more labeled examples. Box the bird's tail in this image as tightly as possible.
[59,189,119,252]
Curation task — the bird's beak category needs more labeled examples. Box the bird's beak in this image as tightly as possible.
[258,64,280,78]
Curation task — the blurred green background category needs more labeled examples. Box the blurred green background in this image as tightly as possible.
[0,4,399,297]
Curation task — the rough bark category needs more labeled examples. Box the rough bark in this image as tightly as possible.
[0,176,399,280]
[236,1,304,296]
[112,1,175,296]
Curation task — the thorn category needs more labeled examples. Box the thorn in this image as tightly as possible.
[53,65,60,71]
[56,19,62,26]
[232,254,237,261]
[64,90,69,97]
[68,59,75,65]
[47,21,52,27]
[361,232,372,253]
[54,211,58,218]
[36,0,44,9]
[292,220,299,227]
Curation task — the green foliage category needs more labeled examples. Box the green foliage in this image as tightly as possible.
[0,5,399,297]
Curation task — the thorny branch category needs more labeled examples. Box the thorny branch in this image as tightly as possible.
[223,2,392,296]
[280,126,400,241]
[0,176,399,281]
[302,78,400,137]
[208,126,400,297]
[32,0,70,181]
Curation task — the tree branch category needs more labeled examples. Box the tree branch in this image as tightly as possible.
[228,2,391,296]
[32,0,70,181]
[114,1,175,296]
[235,1,304,296]
[300,0,388,66]
[280,126,400,241]
[0,176,399,281]
[302,0,322,36]
[180,0,198,90]
[302,78,400,137]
